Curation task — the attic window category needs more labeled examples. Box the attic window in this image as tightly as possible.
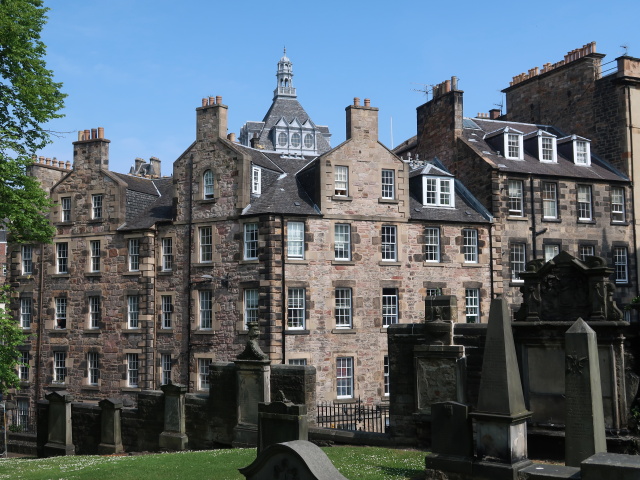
[505,133,523,160]
[575,140,590,166]
[540,136,557,163]
[291,133,301,148]
[252,166,261,195]
[423,177,454,208]
[278,132,288,147]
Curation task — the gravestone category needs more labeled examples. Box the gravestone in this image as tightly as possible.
[257,391,308,454]
[564,319,606,467]
[425,401,473,475]
[159,383,189,451]
[44,390,75,456]
[239,440,348,480]
[98,398,123,454]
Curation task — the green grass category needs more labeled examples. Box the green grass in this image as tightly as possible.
[0,446,426,480]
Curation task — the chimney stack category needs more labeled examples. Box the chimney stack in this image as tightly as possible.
[73,127,110,171]
[197,95,228,141]
[149,157,161,178]
[490,109,501,120]
[346,97,378,142]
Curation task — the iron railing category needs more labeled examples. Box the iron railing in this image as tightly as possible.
[6,404,36,434]
[317,397,389,433]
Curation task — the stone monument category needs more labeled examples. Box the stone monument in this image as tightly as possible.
[98,398,124,454]
[159,383,189,451]
[44,390,75,456]
[564,318,607,467]
[257,390,308,454]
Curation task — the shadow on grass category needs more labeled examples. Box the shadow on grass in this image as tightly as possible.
[376,465,425,479]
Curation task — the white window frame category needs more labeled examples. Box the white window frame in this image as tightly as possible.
[289,358,307,366]
[510,243,526,283]
[423,177,454,207]
[287,287,305,330]
[383,356,390,397]
[89,296,101,329]
[198,358,211,390]
[127,295,139,329]
[504,132,524,160]
[381,225,397,262]
[508,179,524,216]
[128,238,140,272]
[18,351,29,382]
[465,289,480,323]
[55,297,67,329]
[542,182,558,219]
[252,166,261,195]
[334,224,351,261]
[162,237,173,271]
[539,136,557,163]
[579,245,595,261]
[56,242,68,274]
[199,290,213,330]
[199,226,213,263]
[544,244,560,263]
[287,222,304,259]
[244,289,259,329]
[53,351,66,383]
[90,240,101,272]
[382,288,398,327]
[127,353,139,388]
[577,185,593,221]
[291,132,301,148]
[88,352,99,386]
[334,166,349,196]
[20,297,32,329]
[463,229,478,263]
[161,295,173,329]
[335,288,352,329]
[92,194,103,219]
[17,398,29,427]
[611,186,625,223]
[574,139,591,166]
[614,247,628,284]
[381,169,395,199]
[161,354,171,386]
[336,357,354,399]
[303,133,314,149]
[61,196,71,222]
[203,170,214,199]
[243,223,258,260]
[424,227,440,262]
[21,245,33,275]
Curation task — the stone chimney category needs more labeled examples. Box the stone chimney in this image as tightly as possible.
[73,127,110,171]
[149,156,161,177]
[197,95,228,141]
[345,97,378,141]
[490,109,501,120]
[134,157,145,173]
[227,132,237,143]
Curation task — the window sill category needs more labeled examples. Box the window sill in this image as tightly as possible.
[285,329,310,335]
[83,329,101,334]
[615,281,630,286]
[54,221,73,227]
[332,260,355,266]
[158,271,173,276]
[332,195,353,202]
[197,198,217,204]
[509,281,525,287]
[82,385,100,391]
[334,397,357,404]
[16,275,35,281]
[332,328,357,334]
[123,271,141,277]
[19,381,31,388]
[463,263,482,268]
[541,218,561,223]
[239,259,259,265]
[46,329,68,334]
[85,272,102,277]
[193,329,216,335]
[577,220,596,225]
[380,327,395,333]
[122,387,141,392]
[611,221,629,226]
[52,273,70,278]
[286,259,308,265]
[158,328,174,333]
[424,262,444,267]
[378,198,399,204]
[122,328,142,333]
[378,261,401,266]
[87,219,104,224]
[506,216,528,221]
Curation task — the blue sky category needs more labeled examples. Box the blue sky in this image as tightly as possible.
[37,0,639,175]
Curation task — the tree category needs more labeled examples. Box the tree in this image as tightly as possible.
[0,286,27,393]
[0,0,66,243]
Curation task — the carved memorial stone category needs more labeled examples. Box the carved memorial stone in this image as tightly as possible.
[44,390,75,457]
[159,383,189,451]
[98,398,124,454]
[257,390,308,454]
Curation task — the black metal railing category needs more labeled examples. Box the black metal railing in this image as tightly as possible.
[6,405,37,434]
[317,397,389,433]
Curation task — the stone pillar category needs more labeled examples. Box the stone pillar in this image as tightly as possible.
[159,383,188,451]
[257,391,308,454]
[44,391,75,457]
[565,318,607,467]
[98,398,124,454]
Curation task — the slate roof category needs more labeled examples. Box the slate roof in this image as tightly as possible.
[462,118,628,182]
[114,175,174,231]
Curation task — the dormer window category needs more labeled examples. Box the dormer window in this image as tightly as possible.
[507,133,521,159]
[278,132,288,147]
[291,133,301,148]
[423,177,454,207]
[575,140,589,165]
[484,126,523,160]
[252,166,261,195]
[558,135,591,166]
[540,136,556,162]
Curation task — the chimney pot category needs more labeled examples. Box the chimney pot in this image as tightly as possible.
[208,96,215,106]
[364,98,370,107]
[78,131,83,141]
[84,129,90,140]
[45,157,51,165]
[216,96,222,104]
[451,76,458,90]
[98,127,104,139]
[39,156,44,163]
[227,132,237,142]
[90,128,97,139]
[66,161,71,169]
[354,97,360,107]
[444,80,451,92]
[202,98,207,107]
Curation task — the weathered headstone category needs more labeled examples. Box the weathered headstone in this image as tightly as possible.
[98,398,123,454]
[44,390,75,457]
[257,391,308,453]
[424,401,474,475]
[239,440,348,480]
[564,318,606,467]
[159,383,189,451]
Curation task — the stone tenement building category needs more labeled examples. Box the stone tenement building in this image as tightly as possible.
[395,57,636,312]
[9,87,494,411]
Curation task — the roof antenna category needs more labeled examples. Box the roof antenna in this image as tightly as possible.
[621,44,629,56]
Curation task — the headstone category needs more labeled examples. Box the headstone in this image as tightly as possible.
[98,398,124,454]
[424,401,474,475]
[159,383,189,451]
[239,440,348,480]
[414,344,466,415]
[44,390,75,457]
[257,390,308,453]
[581,452,640,480]
[564,319,606,467]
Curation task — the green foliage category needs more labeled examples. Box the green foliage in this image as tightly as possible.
[0,285,27,394]
[0,0,65,243]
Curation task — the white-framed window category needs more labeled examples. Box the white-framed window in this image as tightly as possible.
[128,238,140,271]
[334,224,351,261]
[336,357,354,399]
[161,354,171,386]
[291,132,301,148]
[199,290,213,330]
[243,223,258,260]
[463,229,478,263]
[508,179,524,216]
[334,166,349,196]
[542,182,558,219]
[278,132,288,147]
[424,227,440,262]
[56,242,68,274]
[287,287,305,330]
[504,132,524,160]
[465,289,480,323]
[89,296,101,329]
[252,166,261,195]
[88,352,99,386]
[381,225,397,261]
[383,356,390,396]
[614,247,628,284]
[127,353,139,387]
[611,186,625,223]
[287,222,304,259]
[20,297,32,329]
[544,244,560,263]
[21,245,33,275]
[127,295,139,329]
[579,245,595,261]
[162,238,173,271]
[199,226,212,263]
[574,140,590,165]
[510,243,526,283]
[423,177,454,207]
[382,288,398,327]
[90,240,101,272]
[203,170,214,199]
[198,358,211,390]
[289,358,307,366]
[55,297,67,329]
[161,295,173,329]
[577,185,593,221]
[335,288,352,328]
[92,194,103,219]
[381,169,395,199]
[61,197,71,222]
[17,398,29,427]
[540,136,556,162]
[304,134,314,149]
[18,351,29,381]
[53,351,66,383]
[244,289,259,329]
[425,288,442,297]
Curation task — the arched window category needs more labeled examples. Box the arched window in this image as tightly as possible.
[291,133,301,148]
[203,170,214,199]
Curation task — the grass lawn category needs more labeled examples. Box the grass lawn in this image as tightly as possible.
[0,446,426,480]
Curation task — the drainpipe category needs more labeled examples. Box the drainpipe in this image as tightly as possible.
[35,243,45,406]
[186,154,194,392]
[626,85,639,297]
[529,177,538,259]
[280,214,286,364]
[489,222,495,299]
[148,230,157,389]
